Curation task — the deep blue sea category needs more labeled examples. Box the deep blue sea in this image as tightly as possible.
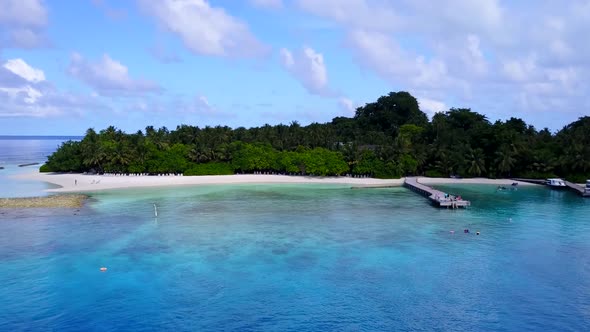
[1,138,590,331]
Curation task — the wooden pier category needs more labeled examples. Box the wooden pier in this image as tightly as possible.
[511,178,545,185]
[512,178,590,198]
[564,180,590,197]
[404,177,470,208]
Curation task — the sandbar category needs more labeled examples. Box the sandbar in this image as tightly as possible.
[0,194,87,208]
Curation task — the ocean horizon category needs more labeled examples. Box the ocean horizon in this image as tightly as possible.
[0,135,83,139]
[1,138,590,331]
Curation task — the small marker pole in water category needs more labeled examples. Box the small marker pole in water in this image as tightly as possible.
[153,203,158,217]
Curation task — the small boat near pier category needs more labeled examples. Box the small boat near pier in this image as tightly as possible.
[545,178,567,189]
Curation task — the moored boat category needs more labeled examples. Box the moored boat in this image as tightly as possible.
[545,178,566,189]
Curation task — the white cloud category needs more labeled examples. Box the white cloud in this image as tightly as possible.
[3,58,45,83]
[296,0,402,32]
[280,46,332,96]
[464,34,488,76]
[0,58,106,118]
[0,85,42,104]
[139,0,268,58]
[408,0,505,40]
[280,48,294,66]
[0,0,48,48]
[8,28,47,49]
[195,95,213,113]
[296,0,590,128]
[347,30,451,90]
[0,99,60,117]
[0,89,105,118]
[249,0,283,9]
[124,98,167,114]
[183,94,233,117]
[68,53,161,96]
[128,93,229,117]
[0,0,47,27]
[0,58,45,114]
[338,97,356,116]
[502,56,537,82]
[173,94,235,118]
[298,0,501,89]
[418,97,447,117]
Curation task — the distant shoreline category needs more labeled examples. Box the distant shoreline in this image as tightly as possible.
[14,171,537,194]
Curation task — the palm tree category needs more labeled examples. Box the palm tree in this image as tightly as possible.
[146,126,169,150]
[80,128,101,170]
[188,144,211,163]
[565,143,590,173]
[111,141,131,170]
[342,143,360,169]
[495,145,516,176]
[467,148,486,176]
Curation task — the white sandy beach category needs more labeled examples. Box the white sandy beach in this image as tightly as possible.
[15,171,537,193]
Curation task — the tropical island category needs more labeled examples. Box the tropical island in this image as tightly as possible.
[40,91,590,183]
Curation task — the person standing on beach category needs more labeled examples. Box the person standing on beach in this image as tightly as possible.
[75,179,77,186]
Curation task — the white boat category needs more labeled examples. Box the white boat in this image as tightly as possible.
[585,180,590,194]
[545,178,566,189]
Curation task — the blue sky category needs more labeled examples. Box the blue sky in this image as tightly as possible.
[0,0,589,135]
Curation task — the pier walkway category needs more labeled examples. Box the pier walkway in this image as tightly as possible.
[564,180,590,197]
[404,177,471,208]
[511,178,545,185]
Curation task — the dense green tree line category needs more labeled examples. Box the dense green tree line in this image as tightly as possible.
[41,91,590,181]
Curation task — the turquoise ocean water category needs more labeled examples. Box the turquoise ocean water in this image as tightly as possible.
[1,138,590,331]
[0,136,80,197]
